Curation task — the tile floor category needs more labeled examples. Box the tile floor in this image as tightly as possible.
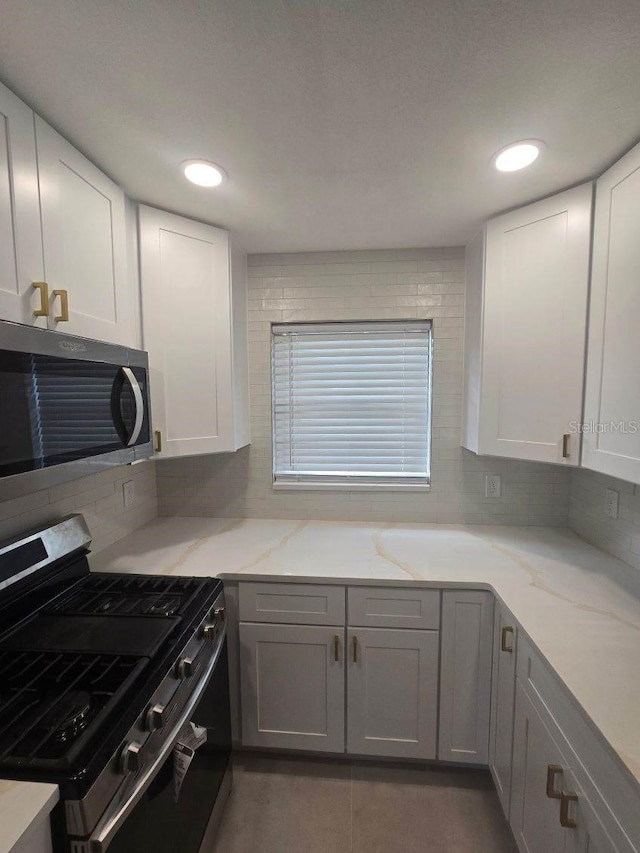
[211,752,517,853]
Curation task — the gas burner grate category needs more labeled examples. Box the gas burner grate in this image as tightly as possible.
[47,573,205,619]
[0,649,148,768]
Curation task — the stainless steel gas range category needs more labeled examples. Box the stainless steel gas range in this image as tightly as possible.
[0,515,232,853]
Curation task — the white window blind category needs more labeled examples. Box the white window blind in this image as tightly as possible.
[272,320,432,487]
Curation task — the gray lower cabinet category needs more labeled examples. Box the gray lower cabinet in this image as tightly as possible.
[238,584,442,759]
[239,622,345,753]
[489,603,518,815]
[511,681,568,853]
[564,771,619,853]
[511,683,619,853]
[438,590,494,764]
[347,627,439,759]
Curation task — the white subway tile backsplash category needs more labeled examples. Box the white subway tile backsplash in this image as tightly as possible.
[157,247,571,526]
[569,469,640,570]
[0,461,157,553]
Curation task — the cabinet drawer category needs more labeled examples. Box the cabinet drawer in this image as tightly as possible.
[239,582,345,625]
[348,586,440,629]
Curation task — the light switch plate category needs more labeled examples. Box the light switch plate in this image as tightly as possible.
[485,475,501,498]
[122,480,135,508]
[605,488,619,519]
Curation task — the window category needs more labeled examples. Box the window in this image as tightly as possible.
[271,320,432,489]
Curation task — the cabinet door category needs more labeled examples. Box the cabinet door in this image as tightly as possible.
[139,205,236,457]
[511,681,568,853]
[564,771,619,853]
[583,142,640,484]
[481,184,592,464]
[0,82,45,325]
[489,604,517,816]
[347,627,438,759]
[35,116,135,345]
[439,591,493,764]
[239,622,344,753]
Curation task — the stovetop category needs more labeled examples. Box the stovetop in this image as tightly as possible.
[0,648,147,769]
[0,552,221,782]
[48,572,206,618]
[1,573,206,658]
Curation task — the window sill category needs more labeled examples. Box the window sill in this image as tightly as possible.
[272,480,431,493]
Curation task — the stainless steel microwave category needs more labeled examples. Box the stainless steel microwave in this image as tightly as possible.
[0,320,153,501]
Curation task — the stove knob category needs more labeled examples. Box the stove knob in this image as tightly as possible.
[146,703,166,732]
[178,657,195,679]
[214,606,226,623]
[120,741,142,775]
[202,623,217,642]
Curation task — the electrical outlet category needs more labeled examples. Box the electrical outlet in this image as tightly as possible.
[485,475,501,498]
[605,488,619,519]
[122,480,135,508]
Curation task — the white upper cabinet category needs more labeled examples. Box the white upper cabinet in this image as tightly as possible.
[463,184,592,465]
[35,117,135,345]
[0,80,137,345]
[582,142,640,484]
[0,82,45,326]
[139,205,250,457]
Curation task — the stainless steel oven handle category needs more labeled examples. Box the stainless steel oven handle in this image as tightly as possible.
[121,367,144,447]
[86,629,226,853]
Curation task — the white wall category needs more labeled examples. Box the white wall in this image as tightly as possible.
[157,248,570,525]
[570,469,640,571]
[0,460,157,553]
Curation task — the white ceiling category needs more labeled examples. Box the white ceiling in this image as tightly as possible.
[1,0,640,253]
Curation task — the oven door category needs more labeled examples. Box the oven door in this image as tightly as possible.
[73,640,232,853]
[0,321,152,499]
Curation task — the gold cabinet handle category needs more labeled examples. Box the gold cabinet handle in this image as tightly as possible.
[352,635,358,664]
[333,635,340,662]
[501,626,514,653]
[154,430,162,453]
[52,289,69,322]
[559,791,578,828]
[562,433,570,459]
[546,764,563,800]
[32,281,49,317]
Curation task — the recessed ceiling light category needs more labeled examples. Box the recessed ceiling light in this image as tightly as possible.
[182,160,226,187]
[493,141,542,172]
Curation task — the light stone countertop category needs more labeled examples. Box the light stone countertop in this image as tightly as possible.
[0,779,58,853]
[90,517,640,793]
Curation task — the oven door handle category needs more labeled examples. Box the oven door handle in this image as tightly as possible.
[86,631,226,853]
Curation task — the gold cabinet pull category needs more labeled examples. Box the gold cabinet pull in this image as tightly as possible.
[52,289,69,322]
[333,635,340,662]
[352,635,358,664]
[501,626,514,653]
[546,764,563,800]
[559,791,578,828]
[32,281,49,317]
[562,433,570,458]
[154,430,162,453]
